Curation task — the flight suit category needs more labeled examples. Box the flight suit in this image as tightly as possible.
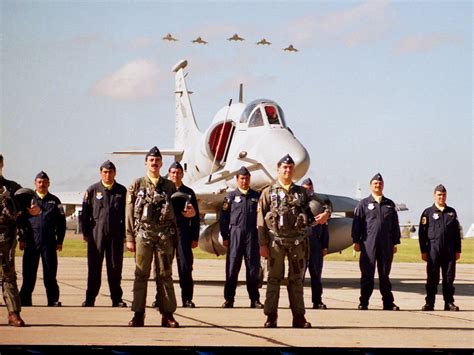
[172,184,199,305]
[306,223,329,305]
[351,195,401,307]
[257,182,311,317]
[126,176,178,315]
[82,181,127,305]
[418,204,461,306]
[0,176,22,313]
[20,192,66,306]
[220,188,260,304]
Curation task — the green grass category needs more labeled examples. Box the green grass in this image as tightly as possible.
[16,236,473,263]
[15,237,225,259]
[325,238,474,263]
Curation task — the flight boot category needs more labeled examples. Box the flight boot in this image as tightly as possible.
[112,300,128,308]
[183,300,195,308]
[264,313,278,328]
[128,312,145,327]
[161,313,180,328]
[444,302,459,311]
[8,312,25,327]
[222,300,234,308]
[421,303,434,311]
[313,302,327,309]
[292,315,312,328]
[383,303,400,311]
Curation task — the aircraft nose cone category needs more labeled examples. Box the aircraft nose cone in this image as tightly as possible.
[259,128,310,181]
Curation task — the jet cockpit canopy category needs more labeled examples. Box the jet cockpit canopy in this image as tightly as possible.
[239,99,287,128]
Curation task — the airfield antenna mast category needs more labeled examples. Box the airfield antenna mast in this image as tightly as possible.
[239,83,243,103]
[208,99,232,183]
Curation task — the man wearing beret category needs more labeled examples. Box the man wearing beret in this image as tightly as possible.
[152,161,200,308]
[19,171,66,307]
[81,160,127,307]
[301,178,331,310]
[220,166,262,309]
[352,173,401,311]
[258,154,329,328]
[418,184,462,311]
[126,147,195,327]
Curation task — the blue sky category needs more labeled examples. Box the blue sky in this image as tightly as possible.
[1,0,472,232]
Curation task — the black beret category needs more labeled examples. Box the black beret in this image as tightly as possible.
[145,146,162,160]
[100,160,116,171]
[277,154,295,166]
[236,166,250,176]
[169,161,183,171]
[434,184,447,193]
[370,173,383,183]
[302,177,313,186]
[35,171,49,180]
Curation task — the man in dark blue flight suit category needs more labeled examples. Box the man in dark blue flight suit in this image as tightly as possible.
[81,160,127,307]
[302,178,330,309]
[153,161,200,308]
[19,171,66,307]
[418,184,462,311]
[220,166,262,309]
[351,173,401,311]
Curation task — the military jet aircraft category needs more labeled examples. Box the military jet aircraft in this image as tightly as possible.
[108,59,358,255]
[162,33,178,41]
[192,37,208,44]
[256,38,271,45]
[227,34,245,41]
[283,44,299,52]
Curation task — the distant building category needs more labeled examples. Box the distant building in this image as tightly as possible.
[465,224,474,238]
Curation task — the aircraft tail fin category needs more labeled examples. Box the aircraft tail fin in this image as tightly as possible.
[172,60,201,152]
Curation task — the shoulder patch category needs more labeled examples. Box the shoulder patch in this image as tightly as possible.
[421,216,427,225]
[222,198,229,211]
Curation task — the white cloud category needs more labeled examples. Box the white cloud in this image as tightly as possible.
[90,59,160,100]
[288,0,393,47]
[392,33,463,54]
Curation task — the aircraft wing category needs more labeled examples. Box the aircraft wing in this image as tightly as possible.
[396,203,409,211]
[315,193,358,215]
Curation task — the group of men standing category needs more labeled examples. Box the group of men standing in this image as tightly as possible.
[351,174,462,313]
[0,149,463,328]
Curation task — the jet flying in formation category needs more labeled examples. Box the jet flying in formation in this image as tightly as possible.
[256,38,271,45]
[192,36,208,44]
[227,34,245,41]
[160,33,298,51]
[162,33,178,41]
[283,44,298,52]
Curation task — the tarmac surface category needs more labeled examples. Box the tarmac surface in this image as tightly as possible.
[0,256,473,351]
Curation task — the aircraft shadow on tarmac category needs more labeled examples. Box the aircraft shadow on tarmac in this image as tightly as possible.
[190,278,473,298]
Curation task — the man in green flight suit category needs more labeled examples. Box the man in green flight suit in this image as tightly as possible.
[258,154,330,328]
[126,147,195,327]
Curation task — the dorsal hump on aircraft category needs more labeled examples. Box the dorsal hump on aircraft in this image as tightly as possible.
[211,102,246,124]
